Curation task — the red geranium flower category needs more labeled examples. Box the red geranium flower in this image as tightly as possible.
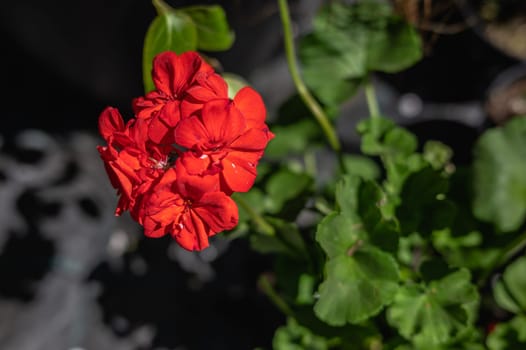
[132,51,227,144]
[97,107,170,218]
[142,167,238,251]
[175,92,274,193]
[98,50,273,251]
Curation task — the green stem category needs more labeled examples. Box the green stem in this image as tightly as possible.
[258,274,295,317]
[152,0,171,14]
[277,0,341,153]
[364,77,381,119]
[234,194,275,236]
[303,150,317,177]
[364,76,382,140]
[478,230,526,287]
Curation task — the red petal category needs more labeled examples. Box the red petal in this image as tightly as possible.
[132,92,164,119]
[174,115,209,149]
[143,216,169,238]
[176,158,221,197]
[180,100,203,119]
[229,128,271,152]
[186,72,228,101]
[148,116,172,145]
[233,87,267,129]
[98,107,125,141]
[193,192,238,233]
[177,152,210,175]
[200,99,246,145]
[174,210,212,251]
[220,151,261,192]
[152,51,208,96]
[158,100,181,127]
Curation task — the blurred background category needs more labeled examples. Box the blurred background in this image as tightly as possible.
[0,0,525,349]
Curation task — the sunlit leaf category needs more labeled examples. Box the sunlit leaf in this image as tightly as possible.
[493,255,526,313]
[473,116,526,232]
[299,1,422,106]
[180,5,234,51]
[314,245,399,325]
[387,269,479,348]
[314,176,400,325]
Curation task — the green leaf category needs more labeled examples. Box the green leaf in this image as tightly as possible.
[316,213,360,259]
[273,318,329,350]
[265,168,314,218]
[424,141,453,170]
[292,305,381,349]
[387,269,479,348]
[396,167,454,236]
[179,5,234,51]
[300,32,365,105]
[493,255,526,313]
[358,180,399,253]
[384,127,418,156]
[473,116,526,232]
[340,154,380,181]
[265,119,322,158]
[314,245,399,326]
[356,116,396,143]
[299,2,422,106]
[142,11,197,93]
[487,315,526,350]
[365,16,422,73]
[250,218,308,260]
[334,175,361,217]
[297,274,317,305]
[235,188,265,223]
[314,176,401,325]
[357,117,421,164]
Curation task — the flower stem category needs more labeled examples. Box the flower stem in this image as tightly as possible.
[258,274,295,317]
[234,194,275,236]
[364,77,381,119]
[478,230,526,287]
[152,0,171,15]
[277,0,341,153]
[364,76,382,138]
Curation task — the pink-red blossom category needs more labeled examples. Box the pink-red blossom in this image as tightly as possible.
[97,50,273,251]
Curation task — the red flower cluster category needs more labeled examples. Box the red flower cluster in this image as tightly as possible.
[97,51,274,251]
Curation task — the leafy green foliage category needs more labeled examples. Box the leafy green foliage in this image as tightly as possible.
[249,218,308,260]
[314,176,400,325]
[265,168,314,218]
[473,116,526,232]
[273,318,329,350]
[396,167,454,237]
[179,5,234,51]
[299,1,422,106]
[423,141,453,170]
[486,315,526,350]
[387,269,479,348]
[314,245,399,325]
[136,0,526,347]
[340,154,380,180]
[493,255,526,314]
